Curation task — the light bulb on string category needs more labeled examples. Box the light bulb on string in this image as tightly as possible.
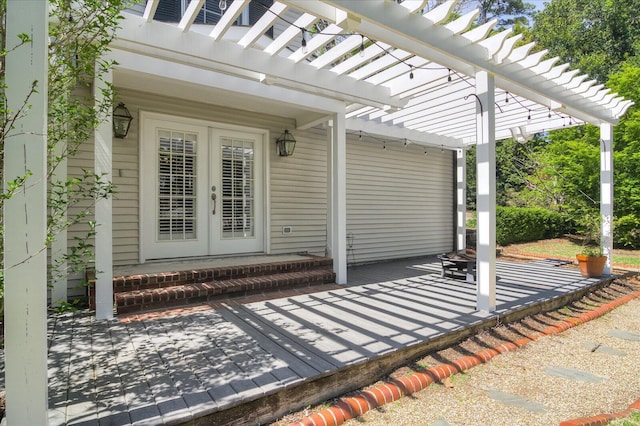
[383,141,387,150]
[218,0,227,11]
[403,138,408,147]
[409,65,414,80]
[424,150,428,157]
[527,110,531,121]
[359,35,365,58]
[301,29,307,54]
[505,92,509,103]
[441,144,444,153]
[548,108,551,119]
[447,68,452,86]
[359,131,362,140]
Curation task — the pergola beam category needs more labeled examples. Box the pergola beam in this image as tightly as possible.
[116,14,405,109]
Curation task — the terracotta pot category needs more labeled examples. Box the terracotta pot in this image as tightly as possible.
[575,254,607,278]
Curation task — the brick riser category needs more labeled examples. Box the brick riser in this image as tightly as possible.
[112,257,334,293]
[115,269,336,315]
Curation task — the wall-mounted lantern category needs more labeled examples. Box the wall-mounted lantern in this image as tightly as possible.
[275,129,296,157]
[113,102,133,138]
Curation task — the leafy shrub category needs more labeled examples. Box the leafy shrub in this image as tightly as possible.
[614,214,640,249]
[496,206,569,246]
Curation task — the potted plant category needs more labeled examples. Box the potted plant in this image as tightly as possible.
[575,213,608,278]
[576,245,607,278]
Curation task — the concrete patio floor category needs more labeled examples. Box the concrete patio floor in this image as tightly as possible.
[0,256,609,425]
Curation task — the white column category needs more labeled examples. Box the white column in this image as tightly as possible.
[51,146,68,306]
[3,1,49,424]
[94,65,114,320]
[600,123,614,275]
[328,113,347,284]
[456,149,467,251]
[475,71,496,312]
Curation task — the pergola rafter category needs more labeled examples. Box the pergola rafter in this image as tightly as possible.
[123,0,633,147]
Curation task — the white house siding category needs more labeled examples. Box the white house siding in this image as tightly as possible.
[109,89,329,265]
[64,88,454,297]
[345,137,455,265]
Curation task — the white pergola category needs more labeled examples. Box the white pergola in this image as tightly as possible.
[3,0,632,423]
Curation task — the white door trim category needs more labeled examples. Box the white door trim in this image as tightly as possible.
[139,111,270,262]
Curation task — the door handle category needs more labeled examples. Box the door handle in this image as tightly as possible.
[211,192,217,215]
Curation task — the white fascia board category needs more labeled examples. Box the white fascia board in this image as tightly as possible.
[116,14,403,109]
[111,49,345,114]
[320,1,622,124]
[347,117,464,147]
[296,112,333,129]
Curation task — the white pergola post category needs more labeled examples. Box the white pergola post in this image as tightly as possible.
[327,112,347,284]
[456,148,467,251]
[94,65,114,320]
[475,70,497,312]
[51,146,68,307]
[3,1,49,424]
[600,123,614,275]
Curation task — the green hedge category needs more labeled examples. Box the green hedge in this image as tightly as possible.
[614,214,640,249]
[496,207,568,246]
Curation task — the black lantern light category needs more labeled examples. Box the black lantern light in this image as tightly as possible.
[113,102,133,138]
[275,129,296,157]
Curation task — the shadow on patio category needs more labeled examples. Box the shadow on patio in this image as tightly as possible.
[40,256,609,425]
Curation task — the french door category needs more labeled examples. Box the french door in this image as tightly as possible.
[140,113,264,261]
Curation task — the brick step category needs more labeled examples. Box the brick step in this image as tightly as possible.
[111,257,334,293]
[115,269,336,315]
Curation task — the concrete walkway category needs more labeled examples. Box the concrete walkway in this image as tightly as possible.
[0,257,606,425]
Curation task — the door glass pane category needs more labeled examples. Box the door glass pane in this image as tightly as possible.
[221,137,255,239]
[157,130,197,241]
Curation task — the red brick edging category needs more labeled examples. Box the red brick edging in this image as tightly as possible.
[289,290,640,426]
[560,398,640,426]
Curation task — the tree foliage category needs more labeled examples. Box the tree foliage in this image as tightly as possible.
[464,0,640,249]
[532,0,640,82]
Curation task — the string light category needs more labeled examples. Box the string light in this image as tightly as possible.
[403,138,408,147]
[359,130,362,140]
[383,141,386,150]
[301,28,307,54]
[218,0,227,11]
[441,144,444,152]
[253,1,564,128]
[424,150,428,156]
[252,2,563,127]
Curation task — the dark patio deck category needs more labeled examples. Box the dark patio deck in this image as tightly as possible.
[7,257,610,425]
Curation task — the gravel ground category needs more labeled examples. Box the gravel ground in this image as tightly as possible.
[273,276,640,426]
